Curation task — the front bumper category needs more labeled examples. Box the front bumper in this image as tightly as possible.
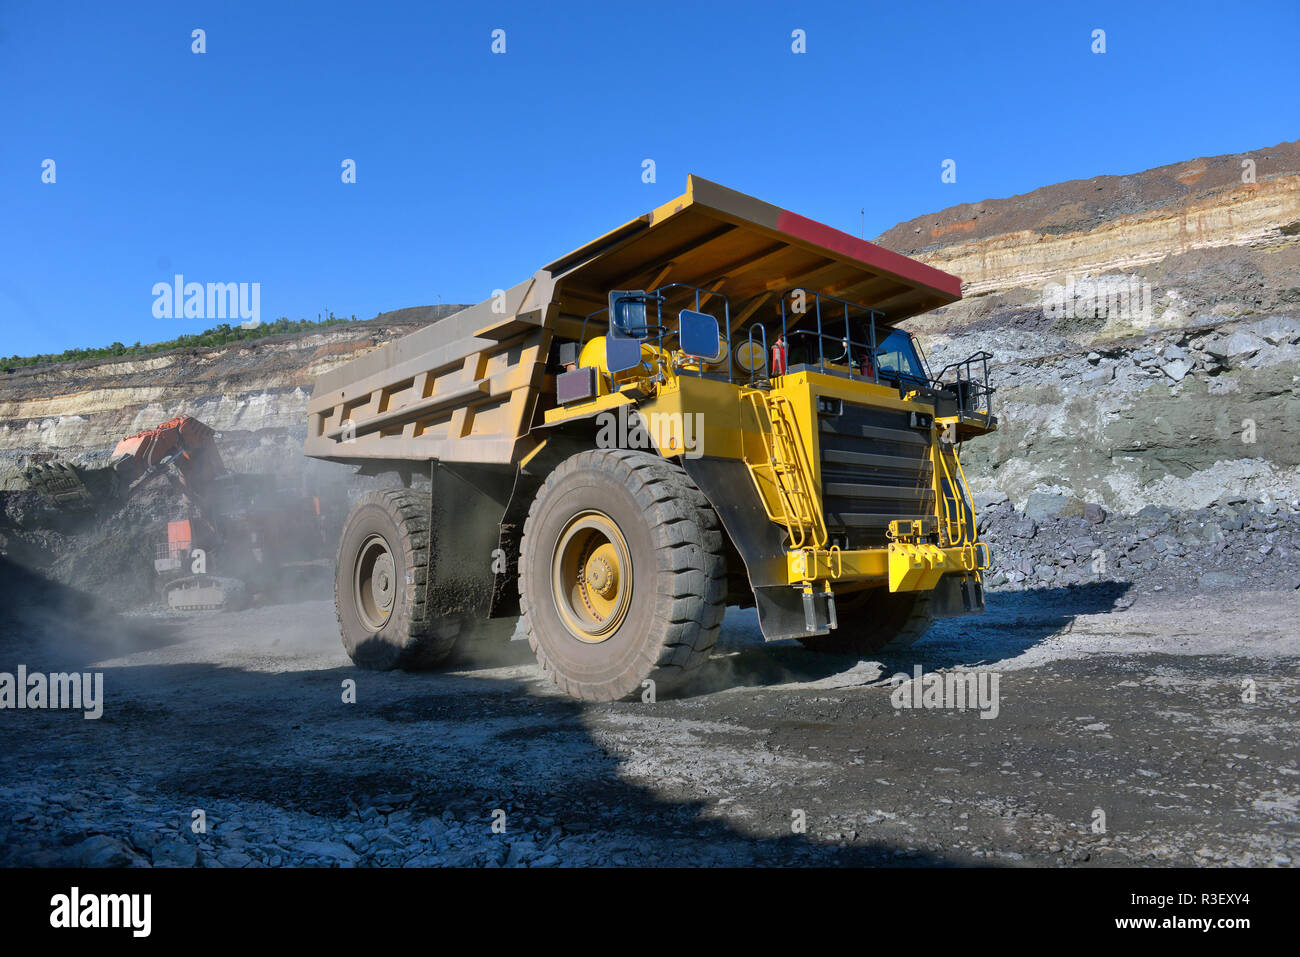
[787,541,992,591]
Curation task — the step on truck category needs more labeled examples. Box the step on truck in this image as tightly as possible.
[304,177,997,701]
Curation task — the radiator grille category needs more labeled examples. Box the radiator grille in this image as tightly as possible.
[819,401,935,547]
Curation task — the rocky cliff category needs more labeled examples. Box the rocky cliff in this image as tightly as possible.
[869,140,1300,595]
[0,305,467,488]
[879,139,1300,515]
[879,141,1300,300]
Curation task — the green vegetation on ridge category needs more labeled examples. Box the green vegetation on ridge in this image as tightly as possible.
[3,315,356,370]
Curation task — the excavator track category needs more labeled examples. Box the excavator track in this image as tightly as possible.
[163,575,247,612]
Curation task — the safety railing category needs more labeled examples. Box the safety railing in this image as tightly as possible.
[772,289,885,384]
[935,444,969,547]
[751,292,996,417]
[933,350,995,417]
[934,441,990,569]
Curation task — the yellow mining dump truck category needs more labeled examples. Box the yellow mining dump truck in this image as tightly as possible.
[304,177,996,701]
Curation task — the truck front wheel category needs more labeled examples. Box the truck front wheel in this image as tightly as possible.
[335,488,458,670]
[519,449,726,701]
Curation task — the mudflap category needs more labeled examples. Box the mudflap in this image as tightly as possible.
[426,462,534,643]
[681,456,833,641]
[753,585,835,640]
[929,573,986,619]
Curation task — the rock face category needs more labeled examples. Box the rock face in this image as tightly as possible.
[0,306,467,489]
[975,494,1298,597]
[875,139,1300,516]
[0,306,468,609]
[877,140,1300,297]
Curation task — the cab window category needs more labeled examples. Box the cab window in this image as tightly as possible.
[874,329,928,385]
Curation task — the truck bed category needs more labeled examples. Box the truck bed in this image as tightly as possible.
[304,176,962,467]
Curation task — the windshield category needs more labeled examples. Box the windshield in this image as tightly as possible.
[874,328,928,386]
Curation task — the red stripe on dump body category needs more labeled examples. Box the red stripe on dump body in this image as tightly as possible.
[774,209,963,300]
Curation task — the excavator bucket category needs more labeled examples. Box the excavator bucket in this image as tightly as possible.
[24,414,225,515]
[21,460,118,511]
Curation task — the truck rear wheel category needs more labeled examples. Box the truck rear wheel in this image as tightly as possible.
[519,449,726,701]
[800,589,933,655]
[335,488,457,670]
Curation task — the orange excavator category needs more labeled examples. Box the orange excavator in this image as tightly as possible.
[23,415,332,611]
[23,415,226,512]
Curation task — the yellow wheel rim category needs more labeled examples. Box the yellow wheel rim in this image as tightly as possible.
[551,510,632,643]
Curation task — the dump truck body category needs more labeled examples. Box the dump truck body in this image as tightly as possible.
[307,177,997,697]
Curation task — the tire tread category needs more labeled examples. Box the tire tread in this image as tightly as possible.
[519,449,727,701]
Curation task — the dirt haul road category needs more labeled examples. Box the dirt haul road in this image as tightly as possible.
[1,578,1297,868]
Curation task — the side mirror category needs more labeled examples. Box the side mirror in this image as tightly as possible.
[608,291,648,339]
[606,290,651,375]
[605,335,644,374]
[678,309,723,362]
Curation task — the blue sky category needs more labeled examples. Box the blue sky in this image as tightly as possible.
[2,0,1297,357]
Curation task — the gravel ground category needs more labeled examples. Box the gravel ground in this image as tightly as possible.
[1,567,1296,868]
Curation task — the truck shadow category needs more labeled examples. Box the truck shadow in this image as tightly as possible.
[0,656,967,867]
[0,563,1124,868]
[0,560,967,867]
[428,580,1136,697]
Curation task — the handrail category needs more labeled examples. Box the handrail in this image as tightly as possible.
[777,288,885,384]
[764,289,996,414]
[934,349,993,381]
[746,323,769,385]
[771,393,827,550]
[741,389,827,551]
[650,283,733,381]
[932,349,995,417]
[934,441,982,548]
[950,444,982,552]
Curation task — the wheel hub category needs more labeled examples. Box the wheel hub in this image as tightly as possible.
[552,511,632,643]
[371,555,394,610]
[583,549,618,597]
[354,534,397,632]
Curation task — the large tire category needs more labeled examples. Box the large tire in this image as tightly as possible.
[799,589,933,655]
[519,449,726,702]
[334,488,457,670]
